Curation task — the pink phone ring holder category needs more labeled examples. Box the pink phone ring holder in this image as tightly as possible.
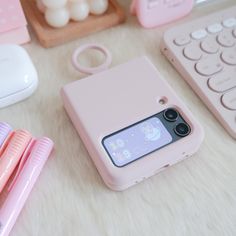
[72,43,112,75]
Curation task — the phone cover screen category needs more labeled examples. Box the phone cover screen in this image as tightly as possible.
[102,117,172,167]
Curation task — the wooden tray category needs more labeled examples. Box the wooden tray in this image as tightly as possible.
[20,0,126,48]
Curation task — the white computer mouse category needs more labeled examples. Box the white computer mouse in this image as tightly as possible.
[0,44,38,108]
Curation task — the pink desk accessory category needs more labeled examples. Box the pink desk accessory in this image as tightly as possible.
[0,123,54,236]
[0,130,32,194]
[161,5,236,139]
[131,0,194,28]
[72,43,112,75]
[0,0,30,45]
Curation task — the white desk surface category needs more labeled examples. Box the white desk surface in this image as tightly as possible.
[1,1,236,235]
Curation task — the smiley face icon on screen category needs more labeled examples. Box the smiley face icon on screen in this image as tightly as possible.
[141,122,161,141]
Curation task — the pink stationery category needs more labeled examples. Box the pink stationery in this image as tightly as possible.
[0,137,54,236]
[0,121,54,236]
[0,0,30,44]
[0,130,32,194]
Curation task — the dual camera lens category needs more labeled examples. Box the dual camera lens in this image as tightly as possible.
[163,109,190,137]
[163,108,179,122]
[174,123,191,137]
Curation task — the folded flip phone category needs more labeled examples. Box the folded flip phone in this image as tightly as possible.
[61,57,204,191]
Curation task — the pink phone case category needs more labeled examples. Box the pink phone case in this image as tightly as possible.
[131,0,194,28]
[61,57,204,191]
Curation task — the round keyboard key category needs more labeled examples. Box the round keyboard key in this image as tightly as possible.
[200,38,219,54]
[221,48,236,65]
[222,18,236,28]
[207,23,223,34]
[174,35,191,46]
[217,31,235,47]
[208,70,236,92]
[195,57,223,76]
[191,29,207,40]
[221,88,236,110]
[183,43,202,61]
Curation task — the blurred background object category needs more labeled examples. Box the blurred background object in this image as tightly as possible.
[37,0,109,28]
[20,0,125,48]
[0,0,30,45]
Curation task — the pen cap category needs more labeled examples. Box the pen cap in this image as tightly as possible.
[0,130,32,193]
[0,137,53,236]
[0,129,31,157]
[0,123,11,147]
[29,137,54,166]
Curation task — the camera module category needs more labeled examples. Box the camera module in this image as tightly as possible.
[174,123,191,137]
[163,108,179,122]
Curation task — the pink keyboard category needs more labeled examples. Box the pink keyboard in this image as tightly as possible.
[161,5,236,139]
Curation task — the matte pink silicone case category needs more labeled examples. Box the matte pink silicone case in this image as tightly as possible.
[131,0,194,28]
[61,57,204,191]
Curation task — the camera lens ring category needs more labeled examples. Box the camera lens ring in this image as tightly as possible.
[163,109,179,122]
[174,123,191,137]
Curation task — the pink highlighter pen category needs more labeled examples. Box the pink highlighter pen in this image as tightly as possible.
[0,137,54,236]
[0,130,32,193]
